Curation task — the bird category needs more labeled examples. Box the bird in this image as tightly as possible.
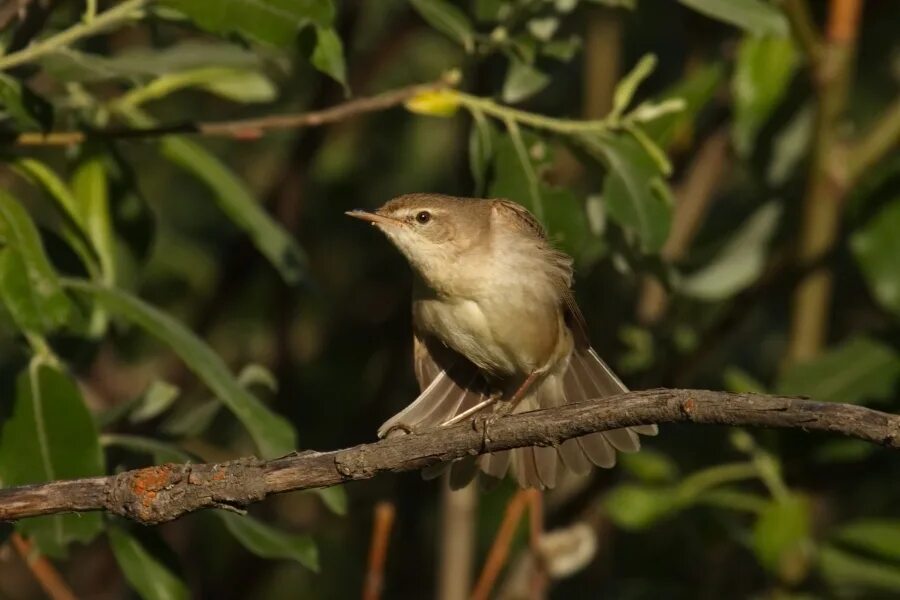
[346,193,657,489]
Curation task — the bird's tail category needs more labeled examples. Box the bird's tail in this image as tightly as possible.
[377,345,656,490]
[478,346,656,489]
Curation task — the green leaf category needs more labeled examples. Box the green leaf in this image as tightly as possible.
[237,364,279,394]
[162,0,333,47]
[109,526,190,600]
[502,60,550,104]
[0,361,105,557]
[619,450,680,483]
[39,42,264,82]
[314,486,347,516]
[63,279,297,458]
[0,73,53,131]
[819,545,900,595]
[680,202,781,300]
[159,136,306,285]
[409,0,475,52]
[217,511,319,571]
[71,150,116,285]
[752,494,813,583]
[833,520,900,562]
[851,198,900,317]
[776,336,900,406]
[119,68,278,107]
[0,191,73,333]
[9,158,99,274]
[579,133,671,253]
[611,54,656,121]
[129,380,180,423]
[603,484,682,530]
[311,27,348,91]
[162,399,222,438]
[677,0,788,36]
[733,35,798,156]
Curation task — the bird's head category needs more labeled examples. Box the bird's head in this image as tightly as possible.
[346,194,491,288]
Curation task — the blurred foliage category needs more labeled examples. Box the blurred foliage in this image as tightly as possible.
[0,0,898,599]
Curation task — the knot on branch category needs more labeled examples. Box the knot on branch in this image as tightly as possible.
[106,458,267,525]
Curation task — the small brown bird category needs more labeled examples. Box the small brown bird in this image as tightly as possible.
[347,193,656,489]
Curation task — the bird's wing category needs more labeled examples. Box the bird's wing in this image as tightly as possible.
[377,331,492,438]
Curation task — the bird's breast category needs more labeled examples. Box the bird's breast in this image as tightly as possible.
[413,292,562,377]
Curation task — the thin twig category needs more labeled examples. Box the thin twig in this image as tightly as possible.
[436,483,477,600]
[0,0,148,72]
[10,534,78,600]
[526,490,547,600]
[471,491,530,600]
[779,0,823,63]
[847,95,900,182]
[12,80,450,147]
[363,501,396,600]
[0,390,898,525]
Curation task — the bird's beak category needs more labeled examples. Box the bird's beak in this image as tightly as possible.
[345,210,402,227]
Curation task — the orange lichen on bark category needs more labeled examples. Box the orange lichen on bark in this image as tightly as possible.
[130,465,176,510]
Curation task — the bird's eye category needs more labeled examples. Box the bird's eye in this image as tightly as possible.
[415,211,431,224]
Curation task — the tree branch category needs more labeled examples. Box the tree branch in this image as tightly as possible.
[11,80,450,147]
[1,389,897,525]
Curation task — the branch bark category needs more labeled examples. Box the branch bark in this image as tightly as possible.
[1,389,897,525]
[11,80,450,147]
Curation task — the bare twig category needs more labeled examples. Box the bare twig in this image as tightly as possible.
[847,95,900,182]
[11,80,450,147]
[436,484,477,600]
[786,0,864,364]
[363,502,396,600]
[471,491,531,600]
[0,390,898,525]
[10,534,78,600]
[779,0,823,63]
[526,490,547,600]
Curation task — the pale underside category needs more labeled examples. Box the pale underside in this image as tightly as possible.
[377,199,657,489]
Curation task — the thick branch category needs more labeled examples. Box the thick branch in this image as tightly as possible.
[1,389,897,525]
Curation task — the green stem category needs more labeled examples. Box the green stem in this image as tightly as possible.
[453,91,613,134]
[0,0,149,72]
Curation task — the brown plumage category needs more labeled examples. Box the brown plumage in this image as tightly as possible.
[347,193,657,489]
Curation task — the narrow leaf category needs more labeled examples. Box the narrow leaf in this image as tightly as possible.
[63,279,297,458]
[158,136,306,285]
[311,27,348,91]
[0,191,72,333]
[680,202,781,300]
[851,198,900,317]
[776,336,900,406]
[733,35,798,156]
[218,511,319,571]
[579,133,671,252]
[109,526,190,600]
[409,0,475,52]
[0,361,105,557]
[162,0,333,48]
[677,0,788,36]
[502,60,550,104]
[611,54,657,120]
